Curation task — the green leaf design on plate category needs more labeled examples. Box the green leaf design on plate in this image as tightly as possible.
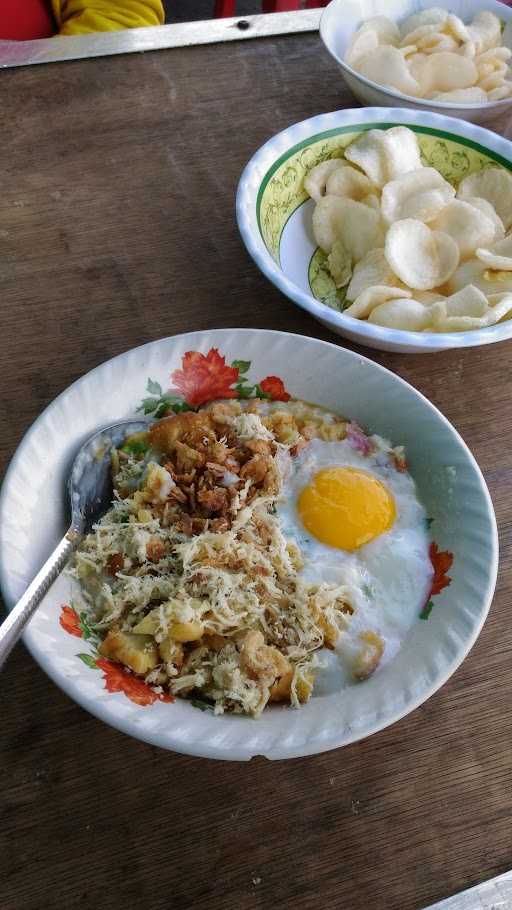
[77,653,99,669]
[254,383,271,400]
[78,611,98,641]
[232,359,251,374]
[138,397,160,415]
[308,248,349,311]
[77,610,100,642]
[147,378,162,396]
[137,392,192,418]
[235,383,255,399]
[420,600,434,621]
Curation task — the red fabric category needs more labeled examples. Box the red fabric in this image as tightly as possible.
[0,0,55,40]
[262,1,300,10]
[214,0,236,15]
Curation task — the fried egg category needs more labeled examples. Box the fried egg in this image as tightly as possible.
[277,437,433,681]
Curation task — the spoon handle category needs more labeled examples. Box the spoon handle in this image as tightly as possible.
[0,527,82,671]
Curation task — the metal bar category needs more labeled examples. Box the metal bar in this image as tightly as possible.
[0,9,322,69]
[423,870,512,910]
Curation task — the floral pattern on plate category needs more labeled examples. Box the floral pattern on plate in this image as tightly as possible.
[60,605,173,707]
[138,347,291,417]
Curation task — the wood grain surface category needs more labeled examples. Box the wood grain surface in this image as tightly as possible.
[1,33,512,910]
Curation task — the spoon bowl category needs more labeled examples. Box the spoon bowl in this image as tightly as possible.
[69,418,153,535]
[0,417,153,670]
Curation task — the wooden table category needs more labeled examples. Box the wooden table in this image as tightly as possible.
[1,29,512,910]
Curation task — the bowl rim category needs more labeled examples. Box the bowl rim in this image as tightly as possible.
[0,328,500,760]
[320,0,512,112]
[236,106,512,352]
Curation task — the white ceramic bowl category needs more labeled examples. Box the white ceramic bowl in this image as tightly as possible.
[237,106,512,353]
[0,329,498,760]
[320,0,512,124]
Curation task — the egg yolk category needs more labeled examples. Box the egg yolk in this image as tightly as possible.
[297,467,396,551]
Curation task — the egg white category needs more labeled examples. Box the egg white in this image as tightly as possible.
[277,438,433,680]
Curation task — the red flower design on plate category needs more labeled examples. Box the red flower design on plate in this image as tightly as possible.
[429,542,453,596]
[96,658,174,707]
[59,605,82,638]
[170,348,239,407]
[259,376,291,402]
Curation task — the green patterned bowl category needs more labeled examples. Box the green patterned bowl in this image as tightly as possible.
[237,107,512,353]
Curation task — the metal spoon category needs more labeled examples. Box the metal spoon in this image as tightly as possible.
[0,417,153,670]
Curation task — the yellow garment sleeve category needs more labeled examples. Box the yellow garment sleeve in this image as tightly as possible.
[52,0,164,35]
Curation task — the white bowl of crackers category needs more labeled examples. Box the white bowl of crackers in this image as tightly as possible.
[237,107,512,353]
[320,0,512,124]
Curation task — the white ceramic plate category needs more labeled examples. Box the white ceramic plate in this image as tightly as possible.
[237,107,512,353]
[320,0,512,124]
[0,330,498,760]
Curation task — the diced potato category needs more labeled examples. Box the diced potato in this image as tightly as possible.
[148,412,213,453]
[158,638,184,667]
[265,411,300,444]
[169,621,204,642]
[142,463,175,504]
[296,671,315,704]
[133,609,161,636]
[319,422,348,442]
[240,630,292,690]
[203,633,231,652]
[319,614,340,650]
[269,669,294,702]
[352,631,384,681]
[99,630,159,675]
[133,599,204,636]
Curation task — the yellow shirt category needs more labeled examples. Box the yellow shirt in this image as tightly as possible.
[52,0,164,35]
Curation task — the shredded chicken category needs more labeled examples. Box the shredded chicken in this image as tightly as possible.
[71,398,354,717]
